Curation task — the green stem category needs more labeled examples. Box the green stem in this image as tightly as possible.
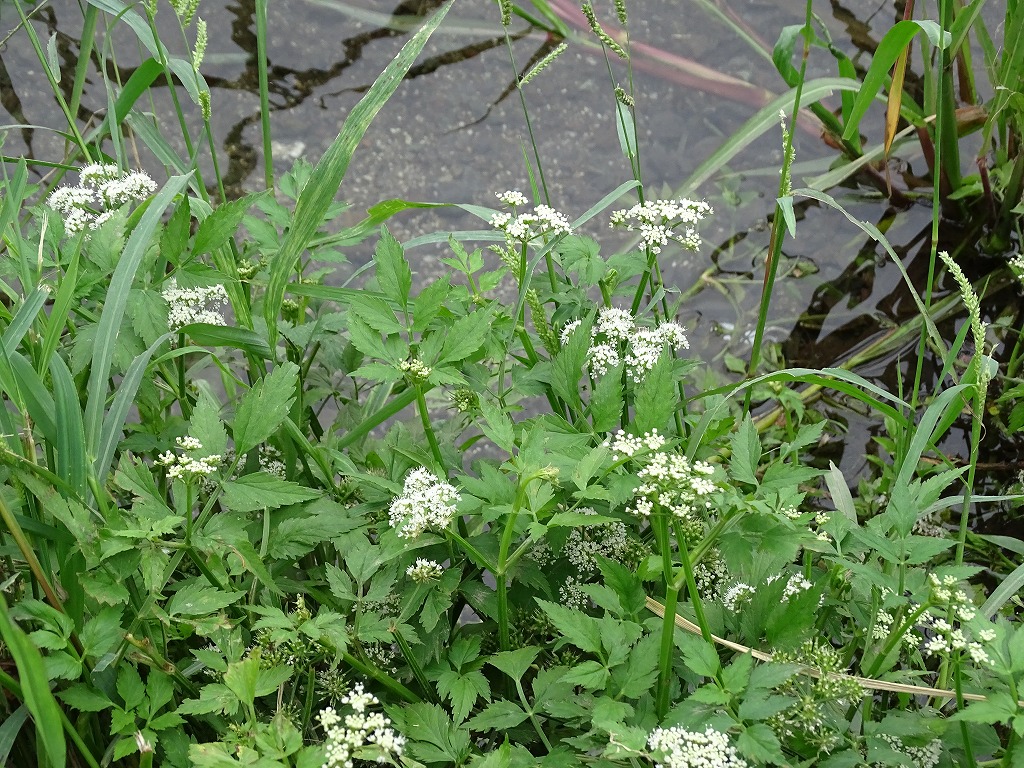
[517,679,552,752]
[342,651,420,703]
[392,624,440,703]
[415,386,445,472]
[654,511,678,719]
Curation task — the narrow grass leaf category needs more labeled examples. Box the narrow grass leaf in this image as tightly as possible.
[85,174,189,459]
[95,333,173,484]
[40,248,80,372]
[841,20,949,142]
[893,384,971,490]
[264,0,453,346]
[884,46,909,154]
[50,355,88,497]
[2,287,48,355]
[181,325,273,359]
[683,78,860,194]
[0,706,29,765]
[0,596,66,768]
[981,561,1024,619]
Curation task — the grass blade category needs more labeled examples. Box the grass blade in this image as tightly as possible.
[50,354,88,498]
[263,0,454,348]
[2,287,49,355]
[84,174,191,459]
[0,596,66,768]
[95,333,173,484]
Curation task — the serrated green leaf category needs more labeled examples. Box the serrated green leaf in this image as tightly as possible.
[536,599,603,655]
[233,362,298,455]
[221,472,320,512]
[193,191,268,255]
[166,581,244,617]
[465,701,530,731]
[478,398,515,454]
[488,647,540,682]
[633,356,676,433]
[372,226,412,309]
[729,415,760,486]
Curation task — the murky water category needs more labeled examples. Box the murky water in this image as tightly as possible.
[1,0,1021,492]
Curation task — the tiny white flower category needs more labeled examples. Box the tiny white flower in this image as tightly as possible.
[389,468,461,539]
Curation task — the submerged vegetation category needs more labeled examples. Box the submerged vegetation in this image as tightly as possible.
[0,0,1023,766]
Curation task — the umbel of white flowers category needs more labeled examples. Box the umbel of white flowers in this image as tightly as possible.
[47,163,157,235]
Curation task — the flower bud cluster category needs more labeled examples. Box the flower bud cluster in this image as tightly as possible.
[647,725,748,768]
[877,734,942,768]
[610,198,712,255]
[389,468,461,539]
[406,558,443,583]
[47,164,157,235]
[564,508,634,575]
[318,682,405,768]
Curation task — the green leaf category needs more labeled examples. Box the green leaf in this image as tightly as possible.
[841,20,949,141]
[436,669,489,723]
[166,581,244,617]
[233,361,299,455]
[190,388,228,459]
[478,398,516,454]
[561,663,606,692]
[737,722,786,764]
[85,174,190,467]
[536,599,602,655]
[182,325,273,359]
[437,308,492,366]
[465,701,530,731]
[589,364,622,432]
[372,226,412,309]
[221,472,321,512]
[193,191,268,256]
[678,633,721,678]
[223,655,260,708]
[729,415,761,486]
[488,647,540,682]
[0,596,67,768]
[263,1,453,345]
[633,356,676,434]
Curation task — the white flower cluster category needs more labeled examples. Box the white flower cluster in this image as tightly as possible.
[318,683,405,768]
[564,508,632,575]
[490,192,572,244]
[563,307,689,381]
[559,574,589,611]
[47,163,157,235]
[495,190,529,207]
[604,429,666,460]
[162,278,229,331]
[918,574,989,663]
[877,734,942,768]
[782,573,812,601]
[565,307,692,378]
[609,198,713,255]
[627,450,718,522]
[389,468,461,539]
[157,436,221,479]
[406,558,443,583]
[648,725,748,768]
[721,582,756,612]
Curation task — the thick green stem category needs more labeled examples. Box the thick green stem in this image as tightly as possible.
[415,386,445,471]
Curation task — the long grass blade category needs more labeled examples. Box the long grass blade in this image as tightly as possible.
[95,333,172,484]
[84,174,190,459]
[263,0,454,348]
[2,287,48,355]
[49,355,88,497]
[0,597,66,768]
